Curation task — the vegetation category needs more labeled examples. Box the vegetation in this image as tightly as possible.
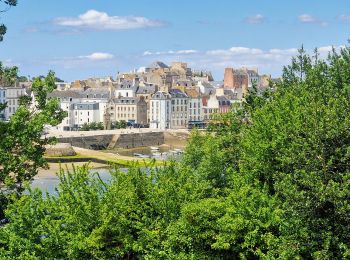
[0,0,17,41]
[111,120,128,129]
[0,67,66,218]
[80,122,104,131]
[80,120,127,131]
[1,44,350,258]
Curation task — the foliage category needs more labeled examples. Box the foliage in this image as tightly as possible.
[0,69,66,218]
[2,43,350,258]
[111,120,128,129]
[0,62,18,87]
[80,121,104,131]
[0,0,17,41]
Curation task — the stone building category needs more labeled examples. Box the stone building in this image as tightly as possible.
[110,97,147,125]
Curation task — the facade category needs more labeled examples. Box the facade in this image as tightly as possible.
[207,95,231,113]
[185,88,202,123]
[111,97,147,124]
[5,87,27,120]
[0,87,6,120]
[115,79,138,98]
[224,67,249,89]
[169,89,189,129]
[197,81,215,95]
[72,103,101,127]
[150,91,171,129]
[49,88,111,130]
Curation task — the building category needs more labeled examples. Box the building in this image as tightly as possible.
[0,87,6,120]
[115,79,138,98]
[197,81,215,95]
[49,88,111,130]
[185,88,203,128]
[169,89,189,129]
[72,102,101,127]
[111,97,147,125]
[150,91,172,129]
[5,86,27,120]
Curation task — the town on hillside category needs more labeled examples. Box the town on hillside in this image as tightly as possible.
[0,61,272,130]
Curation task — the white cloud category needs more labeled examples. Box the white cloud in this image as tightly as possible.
[338,14,350,22]
[79,52,114,61]
[54,10,165,31]
[138,45,345,78]
[298,14,328,27]
[142,50,198,56]
[245,14,265,24]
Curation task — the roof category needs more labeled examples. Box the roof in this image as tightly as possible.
[48,90,84,99]
[169,89,188,98]
[48,88,111,99]
[147,61,169,69]
[151,91,171,100]
[185,88,200,98]
[217,95,231,106]
[136,85,156,94]
[113,97,138,104]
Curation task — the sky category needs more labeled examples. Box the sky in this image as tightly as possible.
[0,0,350,82]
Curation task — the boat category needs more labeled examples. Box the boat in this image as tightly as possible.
[150,146,159,151]
[133,153,150,158]
[152,152,162,157]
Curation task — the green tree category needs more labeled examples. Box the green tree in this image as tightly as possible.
[0,62,18,86]
[0,69,66,218]
[0,0,17,41]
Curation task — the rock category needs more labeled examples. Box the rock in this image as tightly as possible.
[45,143,76,157]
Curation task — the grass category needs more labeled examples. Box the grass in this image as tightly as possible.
[44,153,165,167]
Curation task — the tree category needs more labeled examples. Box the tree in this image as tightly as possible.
[2,43,350,259]
[0,69,66,218]
[0,0,17,41]
[0,62,18,86]
[239,46,350,258]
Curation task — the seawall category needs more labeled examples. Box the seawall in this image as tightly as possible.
[57,131,165,149]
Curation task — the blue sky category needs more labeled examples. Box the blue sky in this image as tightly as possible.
[1,0,350,81]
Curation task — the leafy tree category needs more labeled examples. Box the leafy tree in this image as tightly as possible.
[17,75,28,82]
[0,62,18,86]
[0,69,66,218]
[0,0,17,41]
[2,43,350,259]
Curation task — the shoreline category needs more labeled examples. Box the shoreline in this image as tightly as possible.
[37,162,108,179]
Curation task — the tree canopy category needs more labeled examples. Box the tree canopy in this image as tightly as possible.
[0,69,66,219]
[1,43,350,258]
[0,0,17,41]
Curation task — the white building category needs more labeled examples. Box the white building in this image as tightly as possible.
[5,87,27,120]
[0,87,6,120]
[197,81,215,95]
[115,79,138,98]
[72,103,101,127]
[247,69,261,88]
[49,88,111,130]
[150,91,171,129]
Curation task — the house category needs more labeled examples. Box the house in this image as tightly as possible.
[0,87,6,120]
[110,97,147,125]
[150,91,172,129]
[169,89,189,129]
[4,86,28,120]
[185,88,203,128]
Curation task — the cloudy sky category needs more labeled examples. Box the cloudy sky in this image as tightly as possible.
[1,0,350,81]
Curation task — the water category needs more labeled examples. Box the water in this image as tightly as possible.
[31,168,121,195]
[109,146,183,161]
